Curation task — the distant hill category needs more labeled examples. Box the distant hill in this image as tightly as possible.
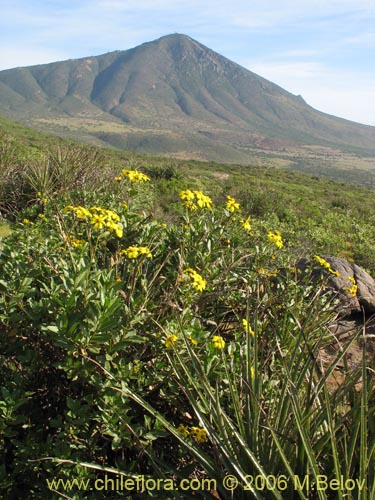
[1,33,375,164]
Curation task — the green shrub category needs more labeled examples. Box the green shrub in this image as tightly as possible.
[1,169,375,499]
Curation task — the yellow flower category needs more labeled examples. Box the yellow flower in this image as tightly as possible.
[107,220,123,238]
[257,268,279,278]
[268,230,283,249]
[122,169,150,183]
[90,214,106,230]
[240,217,252,234]
[140,246,152,258]
[121,246,152,259]
[77,206,92,219]
[127,247,139,258]
[165,334,178,348]
[71,238,85,248]
[38,213,45,219]
[37,192,47,203]
[193,276,206,291]
[179,190,212,210]
[183,268,207,291]
[104,209,120,222]
[314,255,340,277]
[179,189,195,201]
[194,191,212,209]
[315,255,330,269]
[212,335,225,349]
[190,426,208,443]
[177,424,190,437]
[189,336,198,346]
[242,319,254,336]
[114,176,122,182]
[346,285,358,296]
[226,195,241,213]
[346,276,358,296]
[114,225,123,238]
[22,218,32,225]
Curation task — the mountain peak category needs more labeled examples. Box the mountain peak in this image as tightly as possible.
[155,33,195,42]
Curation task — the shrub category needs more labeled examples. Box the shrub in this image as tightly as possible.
[0,175,374,499]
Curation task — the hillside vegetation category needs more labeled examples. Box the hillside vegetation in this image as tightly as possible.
[1,116,375,499]
[2,114,375,273]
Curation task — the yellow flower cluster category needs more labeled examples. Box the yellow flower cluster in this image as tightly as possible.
[122,169,150,183]
[177,424,208,443]
[242,319,254,336]
[314,256,340,277]
[121,246,152,259]
[183,268,207,291]
[268,230,284,249]
[70,238,85,248]
[212,335,225,349]
[346,276,358,296]
[37,192,48,204]
[177,424,190,437]
[179,190,213,210]
[226,195,241,213]
[65,205,123,238]
[240,217,253,235]
[65,206,90,219]
[190,426,208,443]
[257,268,279,278]
[132,359,140,373]
[165,334,178,348]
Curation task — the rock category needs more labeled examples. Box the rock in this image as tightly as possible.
[352,262,375,314]
[294,256,375,392]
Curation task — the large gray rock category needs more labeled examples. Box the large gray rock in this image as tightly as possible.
[297,256,375,316]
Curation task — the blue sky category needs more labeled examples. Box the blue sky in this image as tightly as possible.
[1,0,375,125]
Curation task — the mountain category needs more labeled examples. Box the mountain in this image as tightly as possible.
[1,33,375,164]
